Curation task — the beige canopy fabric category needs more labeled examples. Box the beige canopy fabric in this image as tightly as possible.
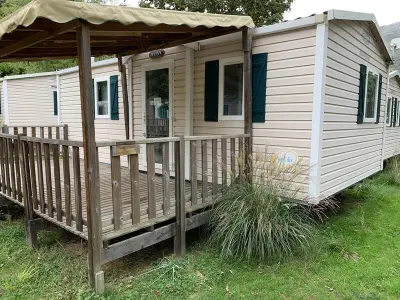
[0,0,254,61]
[0,0,254,38]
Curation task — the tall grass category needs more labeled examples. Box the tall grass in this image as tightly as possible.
[379,156,400,186]
[209,150,321,262]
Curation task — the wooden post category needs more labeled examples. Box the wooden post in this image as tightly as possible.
[63,124,69,141]
[242,28,252,182]
[118,57,130,140]
[76,21,104,294]
[19,135,37,248]
[174,135,186,257]
[63,125,72,226]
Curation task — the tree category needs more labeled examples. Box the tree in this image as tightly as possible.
[139,0,294,27]
[0,0,112,76]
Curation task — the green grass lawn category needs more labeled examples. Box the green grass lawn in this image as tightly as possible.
[1,175,400,299]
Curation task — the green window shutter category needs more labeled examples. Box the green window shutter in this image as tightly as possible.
[110,75,119,120]
[397,98,400,127]
[252,53,268,123]
[375,74,383,124]
[92,79,95,118]
[357,64,367,124]
[204,60,219,122]
[53,91,58,116]
[392,99,397,127]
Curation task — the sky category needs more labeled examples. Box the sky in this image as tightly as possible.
[125,0,400,26]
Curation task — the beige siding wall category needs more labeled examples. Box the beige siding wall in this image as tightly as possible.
[383,77,400,160]
[320,19,388,198]
[7,75,57,126]
[192,27,317,197]
[254,27,316,197]
[60,63,125,164]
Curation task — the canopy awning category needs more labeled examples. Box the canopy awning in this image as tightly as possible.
[0,0,254,61]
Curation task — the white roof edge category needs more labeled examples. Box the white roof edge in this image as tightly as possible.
[254,13,326,36]
[0,57,119,81]
[3,70,56,80]
[56,57,118,75]
[327,9,392,63]
[184,14,325,49]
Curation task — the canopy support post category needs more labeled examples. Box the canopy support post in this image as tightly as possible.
[118,56,130,140]
[76,21,104,294]
[242,28,253,182]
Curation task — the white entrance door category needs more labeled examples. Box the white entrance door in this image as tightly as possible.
[141,61,174,171]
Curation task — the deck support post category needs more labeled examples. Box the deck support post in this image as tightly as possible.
[18,134,37,248]
[26,218,55,248]
[76,21,104,294]
[118,57,130,140]
[174,135,186,257]
[242,28,253,182]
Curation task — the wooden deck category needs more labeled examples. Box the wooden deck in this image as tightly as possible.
[0,131,249,284]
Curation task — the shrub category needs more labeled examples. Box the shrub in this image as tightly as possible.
[380,156,400,186]
[208,150,318,262]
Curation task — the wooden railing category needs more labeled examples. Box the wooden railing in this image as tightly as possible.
[96,133,250,240]
[1,124,68,141]
[19,135,85,237]
[0,131,250,242]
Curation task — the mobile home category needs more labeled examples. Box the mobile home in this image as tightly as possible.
[0,0,395,293]
[1,9,394,202]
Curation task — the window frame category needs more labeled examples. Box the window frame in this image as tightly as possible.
[94,76,111,119]
[386,96,393,126]
[53,89,58,116]
[363,66,380,123]
[218,56,245,121]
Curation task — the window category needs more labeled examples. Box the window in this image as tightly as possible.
[219,57,244,120]
[397,98,400,126]
[94,77,110,119]
[364,69,380,122]
[53,91,58,116]
[386,97,392,125]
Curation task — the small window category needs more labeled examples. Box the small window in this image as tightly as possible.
[397,98,400,126]
[386,97,392,126]
[219,57,244,120]
[53,91,58,116]
[364,69,380,122]
[94,77,110,119]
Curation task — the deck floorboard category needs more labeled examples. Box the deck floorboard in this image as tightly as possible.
[19,156,215,240]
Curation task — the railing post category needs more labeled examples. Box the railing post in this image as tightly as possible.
[63,124,69,141]
[174,135,186,257]
[18,134,37,248]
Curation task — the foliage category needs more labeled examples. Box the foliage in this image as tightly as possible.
[378,155,400,186]
[208,151,318,262]
[139,0,294,27]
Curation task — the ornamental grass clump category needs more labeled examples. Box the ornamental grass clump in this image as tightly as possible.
[209,150,317,262]
[380,155,400,186]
